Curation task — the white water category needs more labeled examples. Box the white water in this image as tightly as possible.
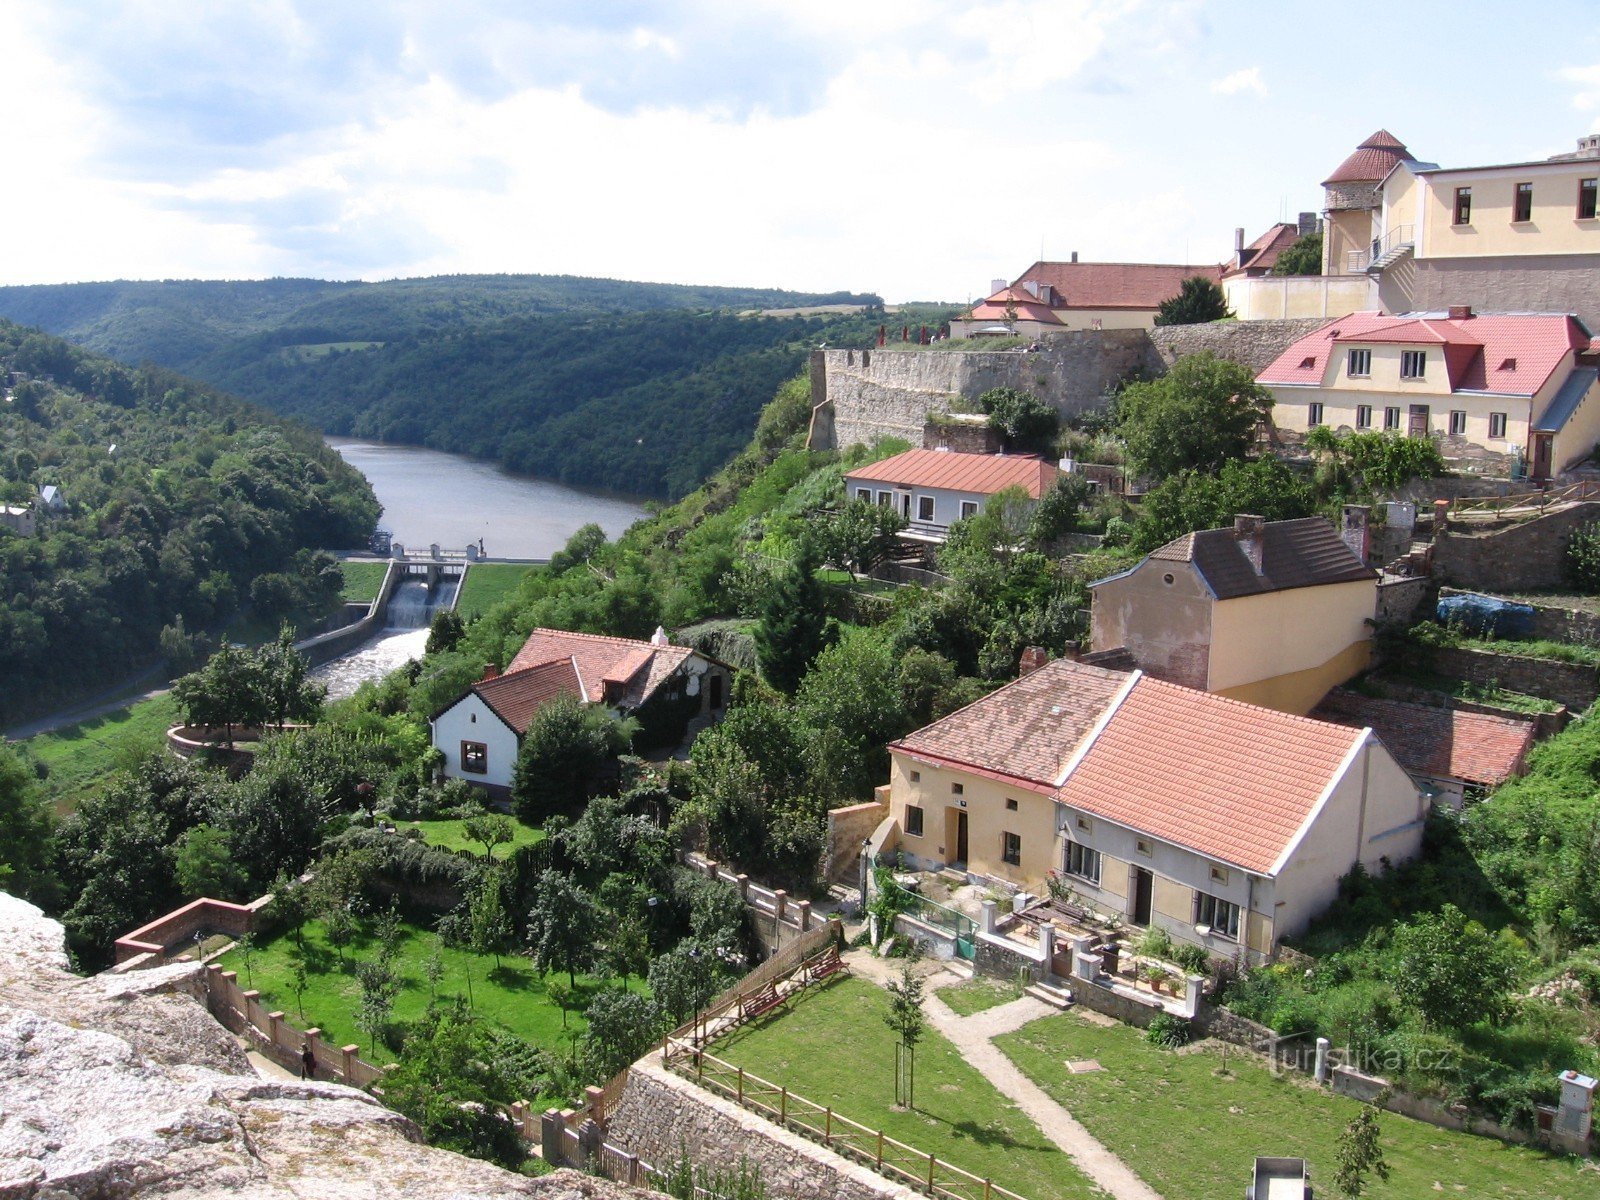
[313,628,430,701]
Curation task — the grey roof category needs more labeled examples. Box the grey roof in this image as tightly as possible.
[1142,517,1376,601]
[1533,367,1598,434]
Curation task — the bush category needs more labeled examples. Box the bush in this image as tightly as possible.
[1172,943,1210,975]
[1146,1014,1192,1049]
[1566,520,1600,592]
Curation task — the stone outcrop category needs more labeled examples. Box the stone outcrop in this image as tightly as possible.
[0,893,653,1200]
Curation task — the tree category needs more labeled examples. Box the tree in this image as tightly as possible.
[1153,275,1232,326]
[583,989,665,1077]
[255,625,323,730]
[172,644,267,748]
[883,963,927,1108]
[1271,230,1323,277]
[526,869,600,987]
[754,539,832,693]
[979,386,1060,456]
[1390,904,1525,1030]
[174,824,247,899]
[1027,476,1091,548]
[426,607,466,654]
[1131,458,1315,552]
[815,500,906,579]
[461,810,516,860]
[1115,352,1273,478]
[1333,1105,1390,1197]
[467,873,514,971]
[510,694,635,821]
[355,956,401,1055]
[0,743,54,903]
[648,938,727,1026]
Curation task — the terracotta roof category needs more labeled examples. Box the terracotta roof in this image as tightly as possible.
[890,658,1132,789]
[1310,690,1535,789]
[1323,129,1414,186]
[845,449,1060,499]
[1123,516,1375,600]
[1258,310,1590,395]
[1222,223,1303,278]
[1011,261,1224,311]
[508,627,693,708]
[967,287,1063,325]
[1056,677,1369,874]
[471,660,584,734]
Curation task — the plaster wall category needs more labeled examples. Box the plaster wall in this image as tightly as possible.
[1206,580,1376,711]
[1088,561,1213,690]
[1416,164,1600,259]
[885,752,1057,885]
[432,692,518,790]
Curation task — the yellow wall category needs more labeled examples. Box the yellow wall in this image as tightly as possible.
[1549,375,1600,474]
[1326,209,1375,275]
[1223,274,1376,321]
[1416,164,1600,259]
[1270,386,1535,449]
[1052,307,1159,331]
[885,752,1056,886]
[1206,581,1375,712]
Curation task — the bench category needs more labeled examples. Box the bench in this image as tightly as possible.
[740,981,784,1021]
[804,944,846,984]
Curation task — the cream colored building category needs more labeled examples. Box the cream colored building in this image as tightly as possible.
[883,658,1425,964]
[1088,515,1377,715]
[1260,309,1600,480]
[952,258,1224,338]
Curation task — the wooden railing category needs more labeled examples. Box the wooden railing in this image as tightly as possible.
[663,1041,1027,1200]
[1450,480,1600,518]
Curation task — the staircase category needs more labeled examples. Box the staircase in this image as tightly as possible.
[1365,241,1414,275]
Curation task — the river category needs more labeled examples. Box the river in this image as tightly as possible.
[312,438,649,699]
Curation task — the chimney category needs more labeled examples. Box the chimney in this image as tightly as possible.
[1234,227,1246,268]
[1018,646,1049,677]
[1448,304,1473,321]
[1298,211,1319,236]
[650,625,669,647]
[482,663,500,681]
[1233,513,1266,576]
[1070,251,1079,264]
[990,278,1007,296]
[1340,504,1371,564]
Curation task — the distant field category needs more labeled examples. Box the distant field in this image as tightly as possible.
[20,693,181,813]
[281,341,384,362]
[456,563,534,618]
[339,560,389,603]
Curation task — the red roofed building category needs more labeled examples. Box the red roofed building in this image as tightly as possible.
[430,627,731,795]
[1259,308,1600,479]
[951,257,1224,338]
[844,448,1060,540]
[884,657,1424,963]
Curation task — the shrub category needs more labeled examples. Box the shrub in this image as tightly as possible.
[1172,943,1211,975]
[1146,1013,1192,1048]
[1136,926,1174,960]
[1566,520,1600,592]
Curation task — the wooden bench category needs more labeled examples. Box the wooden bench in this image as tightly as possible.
[804,944,846,984]
[740,981,784,1021]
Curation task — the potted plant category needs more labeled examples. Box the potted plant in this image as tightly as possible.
[1142,964,1174,995]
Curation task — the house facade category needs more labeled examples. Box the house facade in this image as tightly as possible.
[950,258,1223,338]
[884,658,1425,963]
[843,448,1059,541]
[1088,515,1377,716]
[1259,309,1600,479]
[0,505,35,536]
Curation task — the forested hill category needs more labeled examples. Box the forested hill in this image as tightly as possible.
[0,275,939,499]
[0,319,379,724]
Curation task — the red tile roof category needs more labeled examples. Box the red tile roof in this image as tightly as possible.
[471,659,584,733]
[845,449,1060,499]
[1222,223,1303,278]
[1257,310,1589,395]
[1056,677,1370,874]
[1310,690,1535,789]
[1012,261,1223,311]
[967,287,1063,325]
[1322,129,1414,186]
[508,627,692,707]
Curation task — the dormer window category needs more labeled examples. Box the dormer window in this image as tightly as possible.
[1499,358,1517,371]
[1298,356,1316,370]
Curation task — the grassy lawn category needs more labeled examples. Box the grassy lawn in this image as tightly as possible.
[996,1014,1591,1200]
[219,916,639,1067]
[935,976,1023,1017]
[20,693,181,813]
[456,563,535,619]
[406,816,544,856]
[339,560,389,603]
[710,977,1098,1200]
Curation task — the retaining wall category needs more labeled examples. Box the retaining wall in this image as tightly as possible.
[297,558,404,667]
[1430,645,1599,712]
[823,801,887,885]
[114,895,272,964]
[1375,576,1431,625]
[1439,586,1600,645]
[1432,502,1600,592]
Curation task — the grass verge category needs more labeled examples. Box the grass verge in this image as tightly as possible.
[339,560,389,603]
[934,975,1023,1017]
[457,563,535,619]
[19,693,181,813]
[404,816,544,856]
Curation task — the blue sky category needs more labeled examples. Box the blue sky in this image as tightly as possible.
[6,1,1600,301]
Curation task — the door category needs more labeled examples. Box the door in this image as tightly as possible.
[1408,404,1430,438]
[955,811,969,865]
[1130,867,1154,926]
[709,673,724,711]
[1532,434,1553,483]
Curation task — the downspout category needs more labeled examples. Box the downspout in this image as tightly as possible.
[1352,737,1372,863]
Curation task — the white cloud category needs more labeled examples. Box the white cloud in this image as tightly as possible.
[1211,66,1266,97]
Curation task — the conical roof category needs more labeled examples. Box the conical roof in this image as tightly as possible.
[1322,129,1414,186]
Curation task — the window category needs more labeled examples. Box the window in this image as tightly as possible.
[1005,797,1019,811]
[1453,186,1472,225]
[1195,893,1241,940]
[856,486,872,502]
[1209,865,1229,885]
[1002,832,1022,866]
[1075,815,1091,833]
[1449,410,1468,435]
[1135,838,1152,857]
[460,741,488,775]
[1356,404,1373,430]
[1347,348,1372,377]
[917,495,935,522]
[1307,402,1324,427]
[1401,350,1427,379]
[951,783,964,796]
[1384,406,1401,431]
[904,805,924,837]
[1064,841,1101,884]
[1489,412,1508,439]
[909,770,920,783]
[960,500,979,519]
[876,490,892,507]
[1514,181,1533,222]
[1580,178,1598,220]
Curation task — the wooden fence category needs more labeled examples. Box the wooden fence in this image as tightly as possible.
[1449,480,1600,518]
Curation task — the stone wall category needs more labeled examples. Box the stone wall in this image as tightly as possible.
[823,801,887,885]
[1440,586,1600,645]
[1145,317,1327,372]
[602,1060,917,1200]
[1433,501,1600,591]
[1430,646,1599,712]
[1375,576,1431,624]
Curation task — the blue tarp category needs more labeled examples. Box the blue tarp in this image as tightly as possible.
[1436,593,1536,639]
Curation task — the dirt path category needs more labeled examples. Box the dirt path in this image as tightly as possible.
[2,670,170,741]
[848,950,1161,1200]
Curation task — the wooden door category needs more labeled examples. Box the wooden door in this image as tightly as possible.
[1532,434,1553,483]
[956,811,969,864]
[1408,404,1430,438]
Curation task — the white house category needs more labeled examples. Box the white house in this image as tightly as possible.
[842,448,1059,541]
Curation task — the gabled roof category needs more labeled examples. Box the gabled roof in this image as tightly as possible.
[1257,310,1590,396]
[1012,261,1224,311]
[967,287,1063,325]
[1323,129,1414,186]
[1055,676,1371,875]
[468,659,585,734]
[1310,689,1535,789]
[507,627,694,709]
[890,658,1133,791]
[1100,516,1374,601]
[1223,223,1302,278]
[845,448,1060,499]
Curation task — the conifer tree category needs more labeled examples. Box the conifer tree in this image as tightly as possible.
[754,539,831,694]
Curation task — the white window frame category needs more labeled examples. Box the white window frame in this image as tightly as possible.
[1307,402,1324,427]
[1401,350,1427,379]
[1195,892,1241,941]
[1449,410,1468,435]
[1383,406,1401,431]
[960,500,979,519]
[1489,412,1508,439]
[876,490,893,507]
[1064,840,1101,885]
[855,486,873,502]
[1347,348,1371,377]
[917,494,935,523]
[1355,404,1373,430]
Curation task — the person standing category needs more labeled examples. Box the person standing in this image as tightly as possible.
[300,1041,316,1080]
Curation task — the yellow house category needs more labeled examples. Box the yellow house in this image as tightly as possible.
[883,658,1424,964]
[1260,309,1600,480]
[1087,514,1377,716]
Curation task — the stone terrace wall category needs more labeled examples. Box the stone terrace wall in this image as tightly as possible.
[1440,586,1600,645]
[1431,646,1599,712]
[1146,317,1327,372]
[1433,501,1600,591]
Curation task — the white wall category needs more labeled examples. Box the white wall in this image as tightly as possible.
[431,693,519,791]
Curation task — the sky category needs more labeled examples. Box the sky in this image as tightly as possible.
[6,1,1600,303]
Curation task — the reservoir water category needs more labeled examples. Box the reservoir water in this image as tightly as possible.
[313,439,649,699]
